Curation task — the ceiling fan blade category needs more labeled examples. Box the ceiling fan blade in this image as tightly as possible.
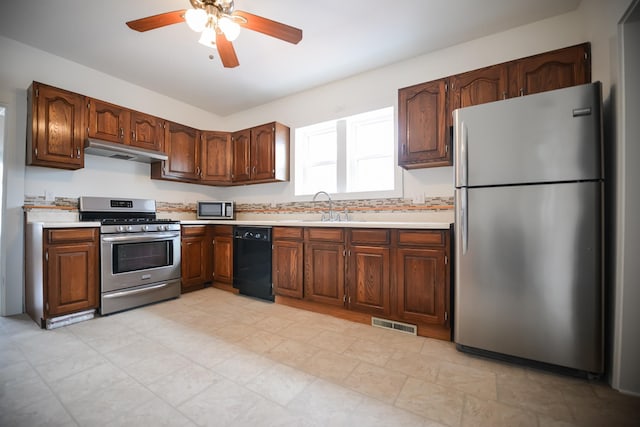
[216,32,240,68]
[234,10,302,44]
[126,10,186,32]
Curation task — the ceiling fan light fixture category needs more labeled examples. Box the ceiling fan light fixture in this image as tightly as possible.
[198,25,217,48]
[219,16,240,41]
[185,8,207,32]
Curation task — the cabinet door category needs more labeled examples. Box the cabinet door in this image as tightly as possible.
[396,247,447,325]
[45,242,98,316]
[273,240,304,298]
[511,43,590,97]
[251,123,276,181]
[213,235,233,284]
[130,111,164,152]
[181,226,208,292]
[27,82,84,169]
[398,79,450,168]
[347,245,390,316]
[304,242,345,306]
[449,64,509,127]
[87,98,129,144]
[231,129,251,182]
[201,131,232,183]
[161,122,201,181]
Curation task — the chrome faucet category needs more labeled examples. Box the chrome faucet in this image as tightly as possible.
[312,191,334,221]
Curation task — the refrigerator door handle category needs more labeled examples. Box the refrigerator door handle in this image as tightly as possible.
[456,188,469,254]
[454,116,468,187]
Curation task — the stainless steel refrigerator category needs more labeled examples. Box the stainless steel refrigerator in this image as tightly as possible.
[453,82,604,374]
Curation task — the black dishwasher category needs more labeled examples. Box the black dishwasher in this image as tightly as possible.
[233,226,274,302]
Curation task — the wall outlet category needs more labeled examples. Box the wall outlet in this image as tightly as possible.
[412,193,425,204]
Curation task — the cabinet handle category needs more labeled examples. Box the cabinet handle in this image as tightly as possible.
[34,147,38,158]
[502,91,507,100]
[119,128,124,139]
[519,88,524,96]
[252,166,256,174]
[76,148,80,158]
[131,130,136,141]
[246,167,250,175]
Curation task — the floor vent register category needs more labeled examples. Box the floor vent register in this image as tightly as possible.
[371,317,417,335]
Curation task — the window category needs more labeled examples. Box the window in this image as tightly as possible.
[295,107,399,198]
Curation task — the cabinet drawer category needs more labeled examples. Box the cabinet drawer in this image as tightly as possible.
[305,227,344,242]
[349,229,390,245]
[214,225,234,236]
[181,225,208,237]
[46,228,98,244]
[273,227,304,240]
[397,230,446,247]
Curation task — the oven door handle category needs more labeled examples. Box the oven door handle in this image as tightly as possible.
[101,232,180,243]
[103,282,171,299]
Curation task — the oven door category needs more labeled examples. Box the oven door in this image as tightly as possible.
[101,231,181,293]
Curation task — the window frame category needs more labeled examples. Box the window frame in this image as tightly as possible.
[293,106,403,201]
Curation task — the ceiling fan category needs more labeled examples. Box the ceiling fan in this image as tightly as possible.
[126,0,303,68]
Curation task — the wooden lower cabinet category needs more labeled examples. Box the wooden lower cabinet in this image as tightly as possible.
[45,228,99,317]
[212,225,233,287]
[304,240,346,306]
[180,225,209,293]
[396,247,447,325]
[276,226,452,340]
[346,229,391,316]
[272,227,304,298]
[26,226,99,328]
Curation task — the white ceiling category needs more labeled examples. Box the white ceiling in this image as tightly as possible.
[0,0,581,116]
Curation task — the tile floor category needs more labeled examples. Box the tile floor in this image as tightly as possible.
[1,287,639,427]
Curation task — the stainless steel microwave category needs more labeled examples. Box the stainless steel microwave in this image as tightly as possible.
[197,201,234,220]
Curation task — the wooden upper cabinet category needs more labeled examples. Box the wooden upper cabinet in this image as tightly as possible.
[231,122,290,184]
[130,111,164,152]
[448,64,509,127]
[398,79,450,169]
[27,82,85,169]
[231,128,251,182]
[152,121,201,181]
[399,43,590,170]
[88,99,165,152]
[201,131,232,184]
[251,123,277,181]
[510,43,590,97]
[87,98,129,144]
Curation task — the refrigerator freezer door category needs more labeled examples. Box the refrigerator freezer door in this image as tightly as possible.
[454,181,603,373]
[454,82,602,188]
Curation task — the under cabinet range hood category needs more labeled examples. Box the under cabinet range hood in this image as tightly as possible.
[84,138,168,163]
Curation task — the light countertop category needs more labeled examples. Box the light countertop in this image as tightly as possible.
[181,219,452,229]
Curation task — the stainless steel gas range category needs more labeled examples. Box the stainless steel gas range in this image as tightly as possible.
[79,196,181,315]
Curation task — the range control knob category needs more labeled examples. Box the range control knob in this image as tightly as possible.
[126,225,133,232]
[158,225,167,231]
[143,225,150,232]
[117,225,125,232]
